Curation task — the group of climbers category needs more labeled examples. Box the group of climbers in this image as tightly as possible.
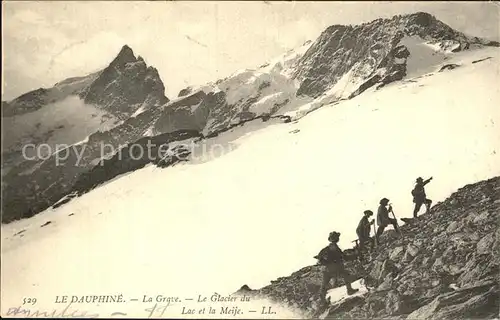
[314,176,433,305]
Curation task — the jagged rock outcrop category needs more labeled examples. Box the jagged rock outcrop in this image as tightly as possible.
[2,45,168,120]
[348,44,411,98]
[1,45,172,223]
[178,86,194,97]
[154,90,218,133]
[247,176,500,319]
[79,45,169,119]
[293,12,498,99]
[154,69,296,137]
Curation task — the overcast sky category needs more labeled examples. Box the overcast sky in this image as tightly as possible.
[2,1,499,101]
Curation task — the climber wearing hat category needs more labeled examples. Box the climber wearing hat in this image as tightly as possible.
[356,210,375,255]
[314,231,359,306]
[412,177,433,218]
[375,198,399,244]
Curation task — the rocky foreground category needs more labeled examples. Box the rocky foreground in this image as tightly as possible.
[237,176,500,319]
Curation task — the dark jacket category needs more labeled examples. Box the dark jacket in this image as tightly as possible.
[316,243,344,265]
[412,178,431,202]
[377,204,390,226]
[356,216,371,239]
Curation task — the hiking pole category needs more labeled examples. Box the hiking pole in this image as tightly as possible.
[389,204,404,239]
[352,239,362,262]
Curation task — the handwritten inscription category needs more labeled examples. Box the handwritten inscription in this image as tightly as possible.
[145,303,170,318]
[7,302,99,318]
[6,293,277,318]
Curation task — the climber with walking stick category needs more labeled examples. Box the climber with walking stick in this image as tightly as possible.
[388,202,405,239]
[375,198,400,244]
[356,210,375,258]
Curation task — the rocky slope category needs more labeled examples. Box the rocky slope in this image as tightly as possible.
[236,176,500,319]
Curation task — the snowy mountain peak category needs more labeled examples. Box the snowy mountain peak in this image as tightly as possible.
[406,11,436,25]
[293,12,498,99]
[111,44,137,65]
[2,45,170,222]
[78,45,169,119]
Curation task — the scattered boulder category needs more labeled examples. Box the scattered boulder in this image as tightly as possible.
[389,246,405,260]
[403,244,419,262]
[14,229,26,236]
[473,210,490,224]
[476,233,494,255]
[407,281,498,320]
[438,64,461,72]
[239,284,252,291]
[40,221,52,227]
[324,295,365,318]
[379,259,399,281]
[446,221,461,233]
[471,57,492,64]
[377,274,394,291]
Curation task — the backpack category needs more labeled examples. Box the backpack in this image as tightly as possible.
[411,188,417,197]
[315,245,343,265]
[315,247,330,265]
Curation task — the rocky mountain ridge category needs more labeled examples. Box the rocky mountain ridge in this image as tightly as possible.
[293,12,499,99]
[1,45,169,177]
[235,176,500,319]
[78,45,169,119]
[2,45,168,119]
[1,45,171,222]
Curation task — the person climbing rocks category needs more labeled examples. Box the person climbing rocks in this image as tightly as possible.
[375,198,399,244]
[356,210,375,256]
[412,176,433,218]
[315,231,359,307]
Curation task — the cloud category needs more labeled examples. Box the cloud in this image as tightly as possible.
[48,32,126,79]
[2,7,127,99]
[8,9,48,26]
[2,8,73,95]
